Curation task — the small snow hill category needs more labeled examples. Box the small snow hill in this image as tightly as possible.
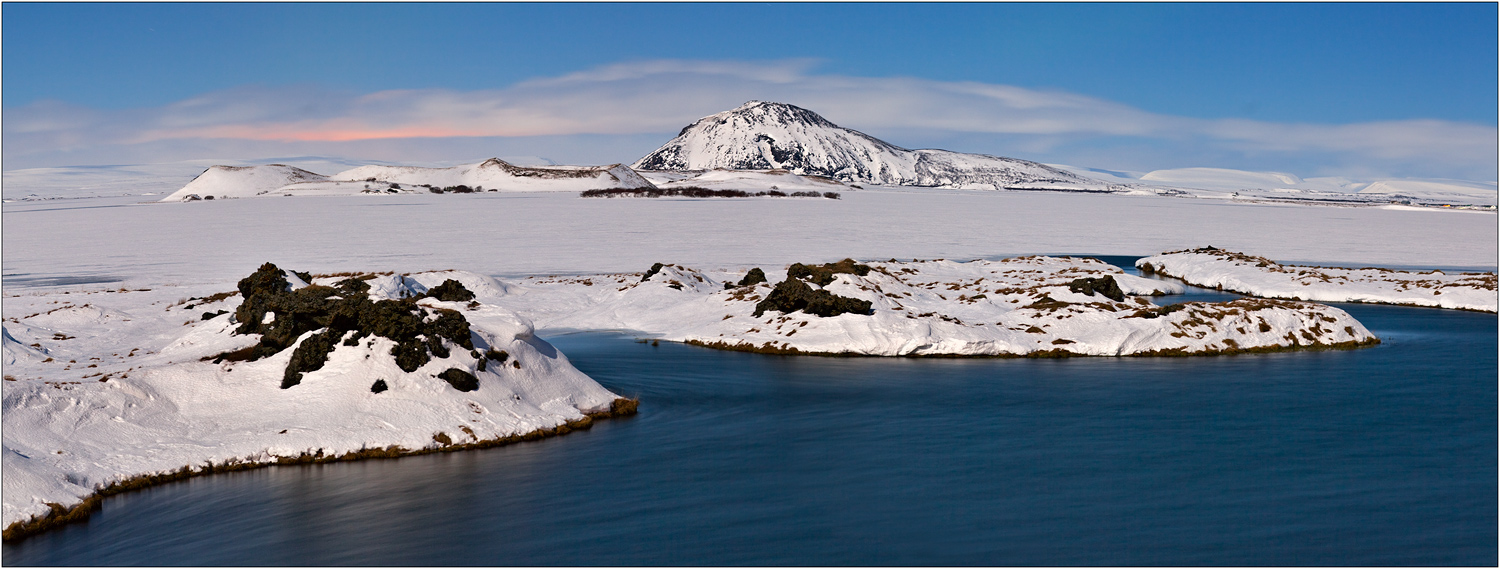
[162,164,330,201]
[332,158,656,192]
[633,101,1113,192]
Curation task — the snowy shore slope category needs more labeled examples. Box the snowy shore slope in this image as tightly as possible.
[500,256,1375,357]
[2,266,629,536]
[1137,248,1498,312]
[333,158,654,192]
[634,101,1111,191]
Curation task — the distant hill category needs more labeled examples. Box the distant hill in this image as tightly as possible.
[333,158,654,192]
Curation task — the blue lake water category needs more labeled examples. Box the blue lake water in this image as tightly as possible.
[3,273,1495,565]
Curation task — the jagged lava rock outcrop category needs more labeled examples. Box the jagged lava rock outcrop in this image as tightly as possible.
[633,101,1110,191]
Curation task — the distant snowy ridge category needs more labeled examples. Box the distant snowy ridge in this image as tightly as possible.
[1138,247,1498,312]
[1051,165,1498,208]
[158,159,655,202]
[634,101,1112,191]
[333,158,655,191]
[504,256,1376,357]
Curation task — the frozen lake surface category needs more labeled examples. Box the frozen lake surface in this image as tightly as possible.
[3,190,1495,291]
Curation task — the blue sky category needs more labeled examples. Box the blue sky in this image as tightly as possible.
[4,2,1496,179]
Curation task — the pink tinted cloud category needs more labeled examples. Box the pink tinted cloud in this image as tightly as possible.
[4,59,1495,180]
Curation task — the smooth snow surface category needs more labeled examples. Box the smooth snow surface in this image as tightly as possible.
[634,101,1109,191]
[1,268,621,531]
[502,256,1373,357]
[1139,249,1498,312]
[5,189,1494,290]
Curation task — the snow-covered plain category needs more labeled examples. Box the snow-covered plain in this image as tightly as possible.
[4,188,1492,291]
[2,267,629,536]
[501,256,1374,356]
[1138,248,1498,312]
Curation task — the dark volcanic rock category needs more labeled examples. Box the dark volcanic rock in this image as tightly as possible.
[787,259,871,287]
[726,267,768,289]
[1068,275,1126,302]
[753,277,873,318]
[215,263,477,388]
[641,262,666,283]
[425,279,475,302]
[438,368,479,392]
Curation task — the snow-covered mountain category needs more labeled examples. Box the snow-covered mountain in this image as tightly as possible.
[333,158,654,191]
[633,101,1109,191]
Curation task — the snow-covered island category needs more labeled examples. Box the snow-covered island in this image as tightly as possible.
[1138,247,1498,313]
[504,256,1378,357]
[2,265,637,541]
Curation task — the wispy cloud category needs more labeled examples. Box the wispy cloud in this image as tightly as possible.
[4,59,1494,179]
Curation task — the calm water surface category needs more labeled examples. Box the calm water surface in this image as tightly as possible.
[4,287,1495,565]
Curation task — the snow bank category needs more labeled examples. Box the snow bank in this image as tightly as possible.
[2,267,628,537]
[333,158,654,192]
[1137,248,1498,312]
[502,256,1375,357]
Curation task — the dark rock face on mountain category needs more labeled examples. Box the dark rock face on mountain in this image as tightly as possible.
[634,101,1109,191]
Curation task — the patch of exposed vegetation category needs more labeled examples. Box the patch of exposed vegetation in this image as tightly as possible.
[209,263,477,389]
[1126,303,1189,319]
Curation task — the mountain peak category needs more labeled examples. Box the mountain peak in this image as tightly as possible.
[714,100,839,129]
[633,102,1097,191]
